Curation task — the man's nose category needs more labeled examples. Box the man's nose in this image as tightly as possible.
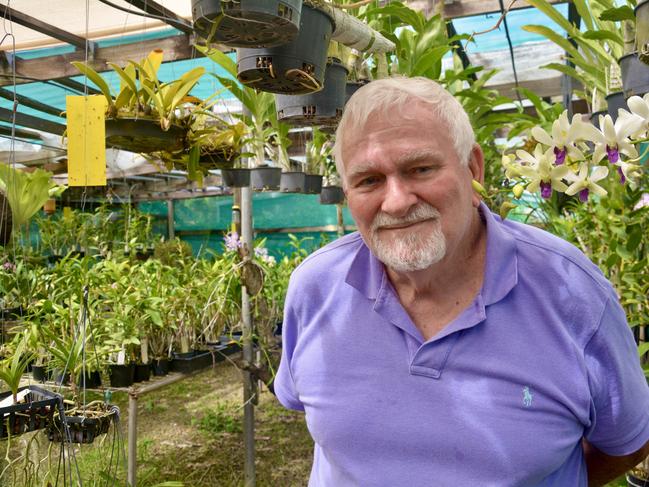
[381,176,418,217]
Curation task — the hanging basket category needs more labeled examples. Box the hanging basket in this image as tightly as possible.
[275,59,348,127]
[320,185,345,205]
[192,0,303,48]
[221,168,251,187]
[0,386,62,439]
[605,91,627,121]
[105,118,186,154]
[305,174,323,194]
[47,402,119,444]
[620,52,649,97]
[636,0,649,65]
[279,171,306,192]
[251,166,282,191]
[0,190,12,246]
[627,471,649,487]
[236,4,334,94]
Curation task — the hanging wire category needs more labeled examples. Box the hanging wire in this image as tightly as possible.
[497,0,523,104]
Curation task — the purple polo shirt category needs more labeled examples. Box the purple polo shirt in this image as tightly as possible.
[275,203,649,486]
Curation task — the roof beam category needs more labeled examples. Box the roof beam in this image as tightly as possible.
[118,0,194,35]
[0,5,98,51]
[0,124,43,140]
[400,0,567,19]
[0,107,66,135]
[0,34,196,86]
[53,78,102,96]
[0,87,64,117]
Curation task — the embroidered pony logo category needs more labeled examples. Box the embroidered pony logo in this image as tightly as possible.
[522,386,533,407]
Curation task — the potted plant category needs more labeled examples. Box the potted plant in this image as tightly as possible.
[636,0,649,63]
[236,3,335,94]
[72,49,205,153]
[275,55,348,127]
[192,0,303,47]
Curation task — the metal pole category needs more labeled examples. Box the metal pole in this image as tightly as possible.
[127,391,138,486]
[336,204,345,237]
[241,182,256,487]
[166,199,175,239]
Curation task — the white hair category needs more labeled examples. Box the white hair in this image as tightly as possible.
[333,76,475,187]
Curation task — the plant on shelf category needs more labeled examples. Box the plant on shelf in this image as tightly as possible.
[72,49,206,153]
[0,333,34,404]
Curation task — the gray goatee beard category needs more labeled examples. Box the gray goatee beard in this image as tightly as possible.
[369,203,446,272]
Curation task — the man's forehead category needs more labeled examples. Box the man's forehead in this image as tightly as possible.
[346,148,445,175]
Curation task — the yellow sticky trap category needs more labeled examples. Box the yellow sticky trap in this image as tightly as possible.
[66,95,107,187]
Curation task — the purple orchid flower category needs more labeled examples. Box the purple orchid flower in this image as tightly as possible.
[540,181,552,199]
[224,232,242,251]
[579,188,590,202]
[553,146,566,165]
[617,166,626,184]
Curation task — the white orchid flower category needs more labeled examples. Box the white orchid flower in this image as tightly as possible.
[515,145,570,198]
[592,113,644,165]
[531,111,600,164]
[615,159,642,186]
[565,162,609,202]
[626,94,649,138]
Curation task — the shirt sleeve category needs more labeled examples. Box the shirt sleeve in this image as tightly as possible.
[584,294,649,455]
[273,278,305,412]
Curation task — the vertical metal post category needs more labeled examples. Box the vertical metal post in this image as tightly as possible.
[166,199,174,239]
[336,204,345,237]
[127,391,138,486]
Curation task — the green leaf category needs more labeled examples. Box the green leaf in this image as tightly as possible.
[109,62,139,99]
[411,45,451,77]
[198,46,238,78]
[582,30,624,47]
[71,61,113,105]
[599,6,635,21]
[638,342,649,357]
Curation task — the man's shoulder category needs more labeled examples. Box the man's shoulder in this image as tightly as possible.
[502,217,611,293]
[292,232,364,281]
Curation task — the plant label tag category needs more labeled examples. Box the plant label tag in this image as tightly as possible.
[117,349,126,365]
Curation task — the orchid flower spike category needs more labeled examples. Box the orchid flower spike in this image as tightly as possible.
[565,162,609,202]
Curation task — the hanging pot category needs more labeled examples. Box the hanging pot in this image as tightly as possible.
[192,0,302,48]
[221,168,251,187]
[237,4,334,94]
[619,52,649,97]
[105,118,185,154]
[605,91,628,121]
[47,403,118,444]
[0,386,61,439]
[0,191,12,246]
[251,166,282,191]
[627,471,649,487]
[275,59,348,127]
[320,185,345,205]
[305,174,323,194]
[345,80,369,104]
[279,171,307,192]
[636,0,649,65]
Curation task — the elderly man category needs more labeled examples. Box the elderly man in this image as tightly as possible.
[274,77,649,486]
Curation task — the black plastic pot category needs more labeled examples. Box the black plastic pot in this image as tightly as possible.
[275,59,348,127]
[78,371,102,389]
[626,472,649,487]
[589,110,607,129]
[0,386,62,439]
[345,80,369,104]
[32,365,48,383]
[0,190,11,246]
[305,174,323,194]
[605,91,628,121]
[636,0,649,65]
[52,369,70,386]
[192,0,302,48]
[170,350,215,374]
[237,4,334,94]
[134,363,151,382]
[620,52,649,98]
[105,118,185,154]
[109,364,135,388]
[152,358,170,376]
[48,405,118,444]
[320,185,345,205]
[251,166,282,191]
[279,171,306,192]
[221,168,251,187]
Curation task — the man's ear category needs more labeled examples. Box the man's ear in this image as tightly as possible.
[468,144,485,208]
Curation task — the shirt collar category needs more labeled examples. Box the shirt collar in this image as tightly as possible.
[345,201,518,306]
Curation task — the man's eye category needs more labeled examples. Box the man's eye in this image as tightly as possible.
[413,166,433,175]
[358,176,380,187]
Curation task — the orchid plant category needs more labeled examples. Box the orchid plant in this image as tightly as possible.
[503,94,649,203]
